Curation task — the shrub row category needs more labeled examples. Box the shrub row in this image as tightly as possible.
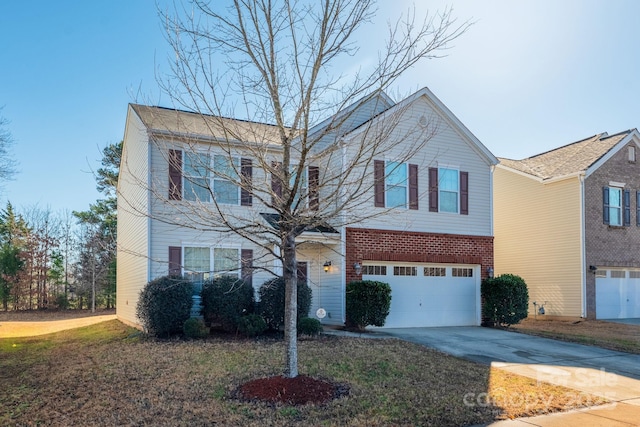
[136,274,316,338]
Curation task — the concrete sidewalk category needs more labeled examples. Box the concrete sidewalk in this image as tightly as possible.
[324,326,640,426]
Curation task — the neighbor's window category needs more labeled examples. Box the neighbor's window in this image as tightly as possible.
[439,168,459,213]
[386,161,407,208]
[608,187,623,226]
[629,146,636,162]
[184,153,211,202]
[213,155,240,204]
[213,248,240,277]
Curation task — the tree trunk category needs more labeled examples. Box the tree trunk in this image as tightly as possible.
[282,232,298,378]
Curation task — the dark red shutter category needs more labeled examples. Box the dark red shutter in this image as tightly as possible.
[169,149,182,200]
[624,189,631,226]
[603,187,610,225]
[169,246,182,276]
[408,164,418,210]
[241,158,252,206]
[271,161,283,205]
[241,249,253,287]
[308,166,319,211]
[374,160,385,207]
[460,171,469,215]
[428,167,438,212]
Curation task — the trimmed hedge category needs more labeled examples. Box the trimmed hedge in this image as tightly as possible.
[183,317,209,339]
[136,275,193,337]
[201,276,254,332]
[346,280,392,330]
[481,274,529,327]
[258,277,312,330]
[237,314,268,337]
[298,317,323,336]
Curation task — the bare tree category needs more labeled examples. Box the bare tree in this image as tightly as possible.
[135,0,469,377]
[0,109,18,187]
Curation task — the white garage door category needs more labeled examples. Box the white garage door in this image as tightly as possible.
[596,269,640,319]
[362,263,480,328]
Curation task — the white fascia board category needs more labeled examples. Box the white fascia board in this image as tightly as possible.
[585,130,640,179]
[149,128,283,152]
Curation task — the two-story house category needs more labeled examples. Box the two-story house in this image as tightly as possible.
[494,130,640,320]
[116,87,498,329]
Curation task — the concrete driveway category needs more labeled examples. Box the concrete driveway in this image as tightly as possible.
[375,326,640,427]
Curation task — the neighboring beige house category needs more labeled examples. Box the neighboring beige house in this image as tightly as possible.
[117,87,498,329]
[495,129,640,319]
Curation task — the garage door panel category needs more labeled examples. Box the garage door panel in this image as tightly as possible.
[363,264,479,328]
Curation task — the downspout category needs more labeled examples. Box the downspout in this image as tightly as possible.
[579,174,586,318]
[340,140,348,324]
[147,137,152,283]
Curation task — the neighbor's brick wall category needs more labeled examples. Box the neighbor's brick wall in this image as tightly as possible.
[584,142,640,318]
[345,227,494,284]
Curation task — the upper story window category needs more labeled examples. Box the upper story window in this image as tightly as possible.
[213,155,240,205]
[603,186,630,227]
[373,160,418,210]
[438,168,459,213]
[386,161,407,208]
[184,153,211,202]
[629,146,636,163]
[168,149,252,206]
[428,167,469,215]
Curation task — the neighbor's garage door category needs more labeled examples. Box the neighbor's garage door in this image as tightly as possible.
[362,263,480,328]
[596,269,640,319]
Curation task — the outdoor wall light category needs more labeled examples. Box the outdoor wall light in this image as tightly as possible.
[353,262,362,275]
[589,265,598,273]
[487,267,494,278]
[323,261,332,273]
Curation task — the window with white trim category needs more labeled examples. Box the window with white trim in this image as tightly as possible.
[386,161,407,208]
[363,265,387,275]
[439,168,459,213]
[452,267,473,277]
[629,271,640,279]
[629,146,636,162]
[611,270,626,279]
[213,247,240,277]
[424,267,446,277]
[213,155,240,205]
[608,187,623,226]
[290,165,308,209]
[394,266,417,276]
[184,153,211,202]
[184,246,210,282]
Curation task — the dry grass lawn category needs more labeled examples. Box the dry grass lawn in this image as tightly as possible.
[0,312,610,426]
[511,317,640,354]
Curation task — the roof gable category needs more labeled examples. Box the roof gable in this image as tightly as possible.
[498,129,638,181]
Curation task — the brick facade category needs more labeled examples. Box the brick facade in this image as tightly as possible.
[584,142,640,318]
[345,227,494,284]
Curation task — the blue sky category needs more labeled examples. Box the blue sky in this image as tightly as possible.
[1,0,640,214]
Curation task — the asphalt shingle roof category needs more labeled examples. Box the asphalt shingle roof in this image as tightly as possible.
[498,130,633,179]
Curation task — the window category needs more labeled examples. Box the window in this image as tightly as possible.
[439,168,459,213]
[184,246,211,283]
[452,267,473,277]
[386,161,407,208]
[363,265,387,276]
[595,269,607,278]
[374,160,418,209]
[428,167,468,215]
[629,146,636,162]
[603,186,629,226]
[290,165,308,209]
[630,271,640,279]
[184,153,211,202]
[213,248,240,277]
[213,155,240,204]
[394,266,417,276]
[424,267,446,277]
[611,270,626,279]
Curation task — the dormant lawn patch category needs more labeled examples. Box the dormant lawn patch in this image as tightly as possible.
[0,316,609,426]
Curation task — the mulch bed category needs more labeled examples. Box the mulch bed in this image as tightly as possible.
[237,375,350,405]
